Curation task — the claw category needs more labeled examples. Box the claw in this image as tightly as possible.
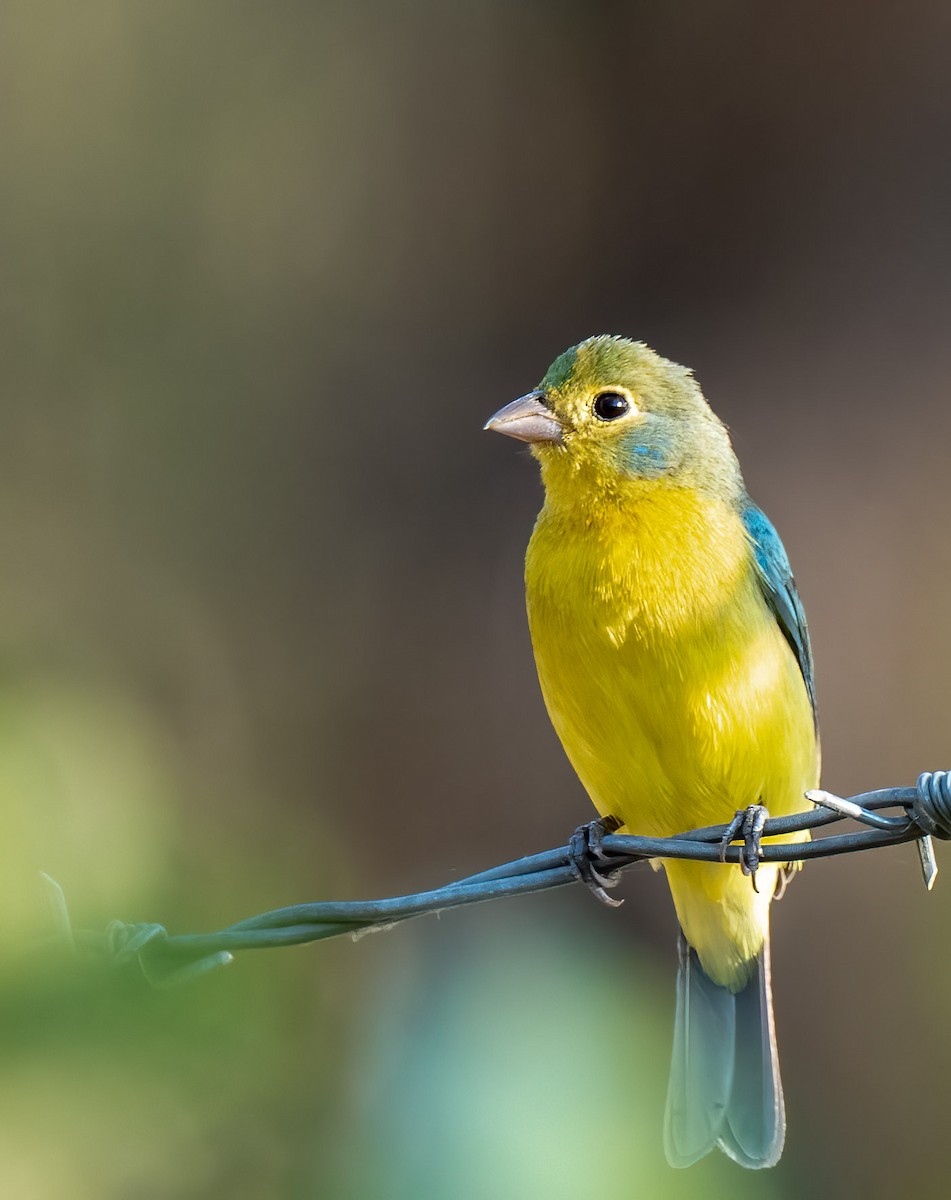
[567,816,624,907]
[742,804,768,888]
[773,863,797,901]
[719,810,746,863]
[719,804,770,890]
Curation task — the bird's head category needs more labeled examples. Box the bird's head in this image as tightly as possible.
[485,335,742,505]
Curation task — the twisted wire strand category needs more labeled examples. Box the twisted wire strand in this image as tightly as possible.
[47,772,951,985]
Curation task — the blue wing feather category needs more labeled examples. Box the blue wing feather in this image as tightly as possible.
[741,502,817,728]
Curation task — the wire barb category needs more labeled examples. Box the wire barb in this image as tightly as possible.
[41,772,948,986]
[913,771,951,839]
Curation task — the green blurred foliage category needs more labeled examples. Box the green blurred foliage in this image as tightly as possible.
[0,0,950,1196]
[337,909,781,1200]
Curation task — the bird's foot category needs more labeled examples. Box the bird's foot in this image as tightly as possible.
[773,862,798,901]
[567,815,624,907]
[719,804,769,892]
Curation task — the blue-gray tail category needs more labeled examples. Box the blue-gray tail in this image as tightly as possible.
[663,933,785,1169]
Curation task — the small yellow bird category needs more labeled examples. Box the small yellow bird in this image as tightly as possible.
[485,335,819,1169]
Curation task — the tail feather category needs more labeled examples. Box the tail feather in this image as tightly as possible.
[719,938,785,1167]
[663,934,785,1170]
[663,935,736,1167]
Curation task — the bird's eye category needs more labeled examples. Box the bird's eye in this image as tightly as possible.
[593,391,630,421]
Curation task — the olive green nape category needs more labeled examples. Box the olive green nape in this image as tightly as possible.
[539,335,653,395]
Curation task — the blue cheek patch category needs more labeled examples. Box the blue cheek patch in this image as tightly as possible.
[631,443,666,463]
[620,429,672,478]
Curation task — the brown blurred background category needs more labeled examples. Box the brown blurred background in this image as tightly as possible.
[0,1,949,1196]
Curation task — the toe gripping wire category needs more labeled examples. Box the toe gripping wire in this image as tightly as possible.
[718,804,769,890]
[37,771,951,985]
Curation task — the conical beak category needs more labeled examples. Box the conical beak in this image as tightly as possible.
[483,391,563,445]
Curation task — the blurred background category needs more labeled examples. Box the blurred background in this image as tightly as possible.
[0,1,949,1196]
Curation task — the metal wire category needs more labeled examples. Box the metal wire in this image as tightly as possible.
[43,771,951,986]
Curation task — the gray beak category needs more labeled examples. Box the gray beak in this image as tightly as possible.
[483,391,563,445]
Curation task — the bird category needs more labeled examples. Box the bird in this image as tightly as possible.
[484,335,819,1169]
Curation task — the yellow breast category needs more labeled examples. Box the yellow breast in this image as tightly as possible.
[526,482,818,986]
[525,482,817,836]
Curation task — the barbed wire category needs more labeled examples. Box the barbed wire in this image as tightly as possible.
[41,770,951,987]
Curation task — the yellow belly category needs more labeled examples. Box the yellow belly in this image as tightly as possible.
[526,485,818,987]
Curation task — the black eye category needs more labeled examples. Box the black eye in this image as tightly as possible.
[593,391,630,421]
